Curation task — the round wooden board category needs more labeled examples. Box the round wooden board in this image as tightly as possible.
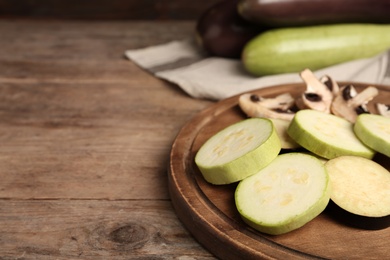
[168,82,390,260]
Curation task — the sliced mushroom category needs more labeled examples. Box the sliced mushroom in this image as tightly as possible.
[376,103,390,118]
[238,93,295,121]
[320,74,340,96]
[331,85,379,123]
[297,69,334,113]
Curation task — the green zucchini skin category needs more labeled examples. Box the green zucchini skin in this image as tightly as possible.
[242,24,390,76]
[238,0,390,27]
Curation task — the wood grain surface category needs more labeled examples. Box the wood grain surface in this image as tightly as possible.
[169,83,390,259]
[0,19,217,258]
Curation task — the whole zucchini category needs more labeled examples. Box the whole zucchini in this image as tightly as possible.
[238,0,390,27]
[242,24,390,76]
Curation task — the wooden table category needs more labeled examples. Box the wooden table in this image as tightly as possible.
[0,19,217,259]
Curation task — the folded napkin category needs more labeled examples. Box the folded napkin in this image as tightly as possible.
[125,39,390,100]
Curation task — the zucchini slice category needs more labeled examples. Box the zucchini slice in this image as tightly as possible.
[287,109,375,159]
[354,114,390,158]
[235,153,331,235]
[195,118,281,185]
[325,156,390,229]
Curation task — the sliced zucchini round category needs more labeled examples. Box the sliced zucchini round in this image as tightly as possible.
[287,109,374,159]
[235,153,331,235]
[195,118,281,185]
[354,114,390,158]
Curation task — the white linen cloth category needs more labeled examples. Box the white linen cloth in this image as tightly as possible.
[125,39,390,100]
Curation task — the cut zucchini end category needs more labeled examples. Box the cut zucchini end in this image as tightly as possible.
[287,109,375,160]
[354,113,390,158]
[235,153,331,235]
[195,118,281,185]
[325,156,390,229]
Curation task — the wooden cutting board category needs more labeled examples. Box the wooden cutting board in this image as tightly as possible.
[169,82,390,259]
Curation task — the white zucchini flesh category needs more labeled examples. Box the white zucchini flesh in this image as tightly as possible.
[287,109,374,160]
[270,118,300,150]
[235,153,331,235]
[354,114,390,158]
[325,156,390,218]
[195,118,281,185]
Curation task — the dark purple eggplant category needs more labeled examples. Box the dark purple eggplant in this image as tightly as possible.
[196,0,265,59]
[238,0,390,27]
[326,200,390,230]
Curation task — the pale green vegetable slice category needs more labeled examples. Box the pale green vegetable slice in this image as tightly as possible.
[354,114,390,157]
[270,118,300,150]
[195,118,281,185]
[287,109,374,159]
[235,153,331,235]
[326,156,390,219]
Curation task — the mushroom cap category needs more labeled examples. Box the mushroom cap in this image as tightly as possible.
[331,85,378,123]
[299,69,334,113]
[376,103,390,118]
[238,93,295,121]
